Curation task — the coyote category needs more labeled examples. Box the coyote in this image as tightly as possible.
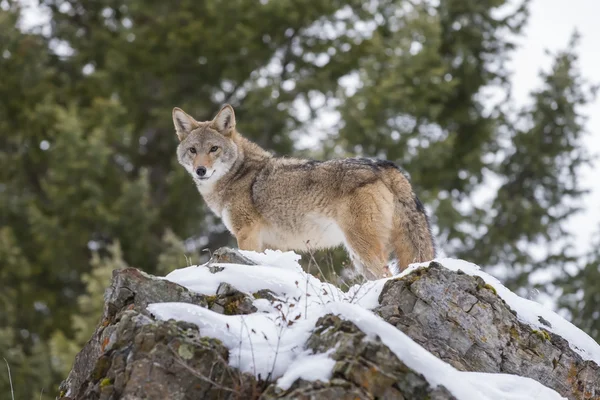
[172,104,435,279]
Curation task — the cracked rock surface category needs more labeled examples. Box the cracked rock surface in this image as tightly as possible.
[58,250,599,400]
[375,262,600,400]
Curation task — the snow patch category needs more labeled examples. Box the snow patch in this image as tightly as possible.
[276,350,336,390]
[152,250,349,380]
[149,301,318,379]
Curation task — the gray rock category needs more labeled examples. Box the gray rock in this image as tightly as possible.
[209,247,257,266]
[59,263,260,399]
[210,282,257,315]
[68,313,259,399]
[375,262,600,400]
[60,267,210,399]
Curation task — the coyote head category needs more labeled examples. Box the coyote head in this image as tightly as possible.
[172,104,239,186]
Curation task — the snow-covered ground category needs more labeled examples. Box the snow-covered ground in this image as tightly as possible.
[148,250,600,400]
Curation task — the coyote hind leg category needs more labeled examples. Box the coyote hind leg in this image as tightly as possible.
[342,222,390,280]
[340,187,395,280]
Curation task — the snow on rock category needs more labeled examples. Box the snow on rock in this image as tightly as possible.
[327,302,566,400]
[148,301,319,380]
[145,249,600,399]
[276,350,336,390]
[419,258,600,365]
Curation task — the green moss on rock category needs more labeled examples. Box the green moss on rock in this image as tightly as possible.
[483,283,497,295]
[224,299,241,315]
[532,329,551,341]
[510,326,520,340]
[178,343,195,360]
[91,355,111,381]
[199,336,223,347]
[205,295,217,308]
[100,378,113,388]
[252,289,277,302]
[398,267,429,285]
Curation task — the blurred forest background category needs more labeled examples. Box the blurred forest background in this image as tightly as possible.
[1,0,599,397]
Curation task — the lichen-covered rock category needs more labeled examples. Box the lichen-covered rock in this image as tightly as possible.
[261,315,455,400]
[59,267,211,399]
[69,312,259,400]
[208,282,257,315]
[375,262,600,400]
[59,261,262,399]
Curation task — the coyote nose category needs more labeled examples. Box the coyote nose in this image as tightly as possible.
[196,166,207,177]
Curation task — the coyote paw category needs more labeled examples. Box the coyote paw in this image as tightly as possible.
[382,264,391,278]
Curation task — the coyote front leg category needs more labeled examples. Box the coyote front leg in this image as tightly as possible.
[235,225,263,252]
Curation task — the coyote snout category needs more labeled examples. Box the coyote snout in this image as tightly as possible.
[196,166,207,178]
[172,104,436,279]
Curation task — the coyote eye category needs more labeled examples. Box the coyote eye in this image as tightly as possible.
[189,147,196,154]
[209,146,219,153]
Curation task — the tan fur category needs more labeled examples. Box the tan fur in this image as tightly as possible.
[172,105,436,279]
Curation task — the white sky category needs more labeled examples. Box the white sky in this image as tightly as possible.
[510,0,600,254]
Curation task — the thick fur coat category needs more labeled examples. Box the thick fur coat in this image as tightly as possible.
[173,104,435,279]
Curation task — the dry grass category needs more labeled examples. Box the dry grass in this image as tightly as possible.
[3,358,14,400]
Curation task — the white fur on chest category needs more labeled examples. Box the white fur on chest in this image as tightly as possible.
[221,208,235,234]
[195,186,225,221]
[261,214,345,251]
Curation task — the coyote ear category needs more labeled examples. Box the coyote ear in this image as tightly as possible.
[212,104,236,136]
[172,107,198,141]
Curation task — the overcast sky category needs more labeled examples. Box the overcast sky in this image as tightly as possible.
[510,0,600,254]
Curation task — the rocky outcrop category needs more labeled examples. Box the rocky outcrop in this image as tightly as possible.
[59,267,210,398]
[375,263,600,399]
[58,249,600,400]
[59,249,262,399]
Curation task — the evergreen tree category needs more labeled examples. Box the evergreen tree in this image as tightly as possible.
[0,227,56,399]
[1,4,65,397]
[558,227,600,341]
[456,35,596,292]
[40,0,374,252]
[1,1,399,396]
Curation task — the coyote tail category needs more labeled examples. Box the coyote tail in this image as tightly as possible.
[386,170,435,270]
